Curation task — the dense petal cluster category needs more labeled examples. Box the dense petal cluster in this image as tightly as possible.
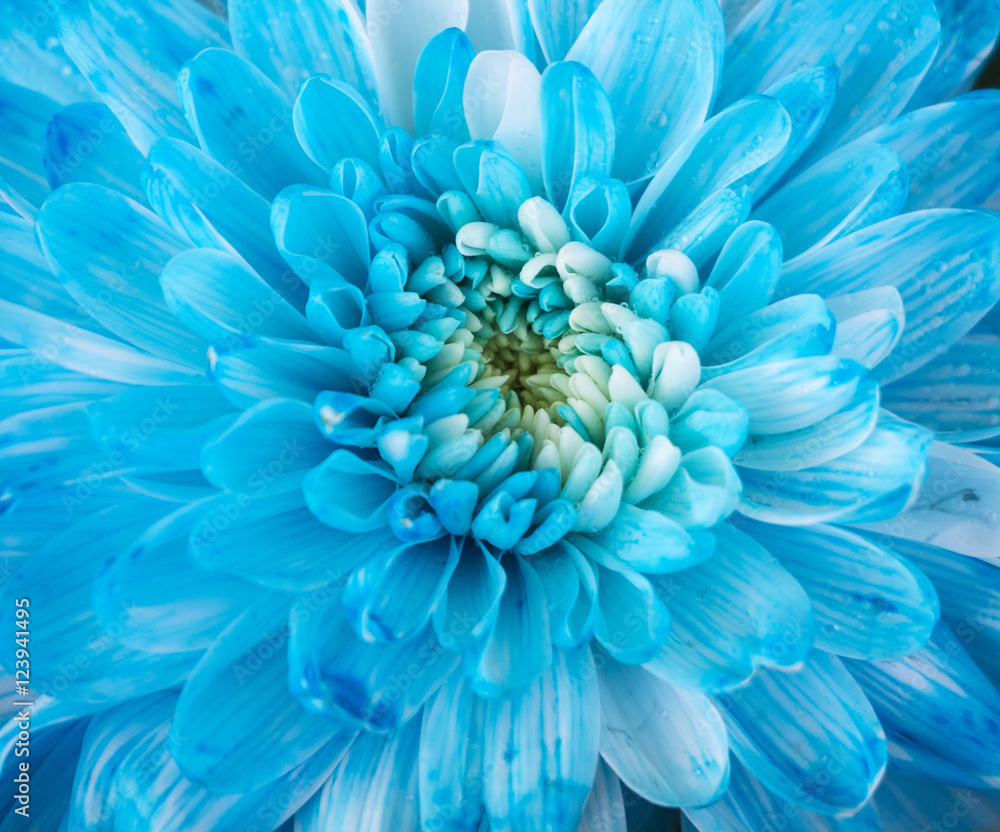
[3,0,1000,830]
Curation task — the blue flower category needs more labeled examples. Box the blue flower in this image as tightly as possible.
[2,0,1000,829]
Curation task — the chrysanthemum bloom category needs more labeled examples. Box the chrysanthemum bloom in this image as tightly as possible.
[3,0,1000,829]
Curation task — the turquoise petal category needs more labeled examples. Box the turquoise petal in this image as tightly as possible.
[55,0,225,153]
[143,137,304,307]
[826,287,905,370]
[598,659,729,807]
[365,0,469,132]
[0,499,198,705]
[419,671,486,832]
[413,28,474,143]
[644,522,813,690]
[35,183,208,368]
[717,651,887,816]
[882,332,1000,442]
[294,76,383,172]
[288,585,458,729]
[297,720,421,832]
[739,519,939,660]
[200,398,331,492]
[752,143,909,259]
[177,48,327,200]
[91,497,264,653]
[704,220,783,331]
[432,537,507,652]
[170,593,354,791]
[624,95,790,263]
[343,536,458,643]
[455,140,532,230]
[43,102,145,203]
[532,540,598,651]
[272,185,371,288]
[529,0,604,63]
[161,249,314,342]
[482,647,600,832]
[191,489,386,592]
[593,560,670,665]
[703,356,866,436]
[304,450,398,533]
[540,61,615,212]
[208,335,358,407]
[467,554,551,698]
[847,621,1000,789]
[852,92,1000,212]
[229,0,377,104]
[566,0,724,186]
[565,177,631,260]
[578,761,626,832]
[874,772,1000,832]
[907,0,1000,109]
[780,210,1000,385]
[738,412,931,525]
[0,80,58,211]
[850,441,1000,562]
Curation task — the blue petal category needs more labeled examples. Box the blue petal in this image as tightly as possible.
[532,540,598,651]
[566,0,724,186]
[229,0,377,104]
[752,143,909,259]
[732,379,880,472]
[208,335,358,407]
[578,760,626,832]
[738,518,939,660]
[737,412,931,525]
[143,137,305,307]
[297,720,421,832]
[882,332,1000,442]
[0,499,198,705]
[907,0,1000,109]
[365,0,469,132]
[873,771,1000,832]
[454,140,532,230]
[850,441,1000,563]
[66,692,177,832]
[413,28,474,143]
[883,536,1000,686]
[432,537,507,652]
[702,356,867,436]
[466,554,552,698]
[846,621,1000,789]
[170,592,354,791]
[644,522,813,690]
[304,450,398,533]
[482,646,601,832]
[271,185,371,288]
[704,220,782,331]
[464,0,536,56]
[177,48,327,200]
[0,80,60,210]
[826,287,905,370]
[684,755,883,832]
[780,211,1000,385]
[191,488,388,592]
[540,61,615,212]
[288,584,458,730]
[624,95,790,263]
[110,706,348,831]
[719,0,940,162]
[344,536,458,643]
[161,249,314,343]
[200,398,331,492]
[91,497,264,653]
[593,560,669,665]
[43,102,146,203]
[717,651,887,816]
[529,0,604,63]
[293,76,383,172]
[598,659,729,807]
[55,0,226,152]
[419,671,486,832]
[852,91,1000,212]
[34,183,208,368]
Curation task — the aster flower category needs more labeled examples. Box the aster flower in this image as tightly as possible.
[3,0,1000,829]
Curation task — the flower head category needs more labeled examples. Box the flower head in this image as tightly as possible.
[3,0,1000,830]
